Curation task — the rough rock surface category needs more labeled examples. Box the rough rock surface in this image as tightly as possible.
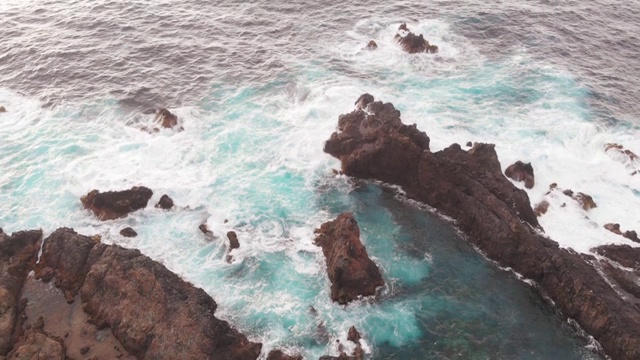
[594,244,640,271]
[155,194,175,210]
[365,40,377,50]
[266,349,303,360]
[154,108,179,129]
[604,223,639,243]
[394,23,438,54]
[0,106,6,113]
[0,229,42,356]
[228,231,240,250]
[324,95,640,359]
[119,227,138,238]
[34,228,261,359]
[81,186,153,220]
[505,161,535,189]
[5,317,65,360]
[314,213,384,304]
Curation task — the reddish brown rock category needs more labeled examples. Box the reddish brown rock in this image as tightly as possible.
[533,200,550,216]
[603,224,638,243]
[155,194,175,210]
[314,213,384,304]
[505,161,535,189]
[394,23,438,54]
[347,326,361,343]
[5,318,66,360]
[81,186,153,220]
[573,192,597,211]
[323,95,640,360]
[227,231,240,249]
[0,229,42,355]
[154,108,179,129]
[605,223,622,235]
[0,106,6,113]
[119,227,138,238]
[594,244,640,271]
[365,40,378,50]
[35,228,261,359]
[266,349,303,360]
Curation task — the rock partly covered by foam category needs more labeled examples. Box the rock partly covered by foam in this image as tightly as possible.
[81,186,153,220]
[323,94,640,360]
[505,161,535,189]
[605,143,639,175]
[0,229,42,356]
[155,194,175,210]
[394,23,438,54]
[0,106,6,113]
[604,223,639,243]
[154,108,179,129]
[314,213,384,304]
[365,40,378,50]
[34,228,261,359]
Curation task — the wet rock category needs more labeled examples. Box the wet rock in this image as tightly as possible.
[80,345,91,355]
[505,161,535,189]
[227,231,240,250]
[466,141,472,147]
[323,94,640,360]
[155,194,175,210]
[119,227,138,238]
[81,186,153,220]
[573,192,597,211]
[600,261,640,299]
[154,108,179,129]
[199,223,214,237]
[266,349,303,360]
[365,40,378,50]
[533,200,550,216]
[0,106,6,113]
[604,223,640,243]
[394,23,438,54]
[36,228,262,359]
[347,326,361,343]
[593,244,640,271]
[605,143,640,174]
[624,230,639,243]
[0,230,42,355]
[314,213,384,304]
[605,223,622,235]
[354,93,374,110]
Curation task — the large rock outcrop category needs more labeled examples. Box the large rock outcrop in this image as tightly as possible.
[0,229,42,356]
[81,186,153,220]
[323,95,640,360]
[314,213,384,304]
[394,23,438,54]
[34,228,261,359]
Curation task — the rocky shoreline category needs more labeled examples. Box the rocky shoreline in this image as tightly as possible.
[324,94,640,360]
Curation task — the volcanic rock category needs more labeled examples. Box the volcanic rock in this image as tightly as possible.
[35,228,261,359]
[266,349,303,360]
[155,194,175,210]
[0,230,42,355]
[533,200,550,216]
[323,94,640,359]
[154,108,179,129]
[394,23,438,54]
[81,186,153,220]
[227,231,240,250]
[365,40,378,50]
[314,213,384,304]
[505,161,535,189]
[119,227,138,238]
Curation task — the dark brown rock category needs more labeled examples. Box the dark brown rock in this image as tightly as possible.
[155,194,175,210]
[0,230,42,355]
[199,223,214,237]
[573,192,597,211]
[505,161,535,189]
[394,24,438,54]
[603,224,638,243]
[466,141,472,147]
[266,349,303,360]
[594,244,640,271]
[227,231,240,250]
[347,326,361,343]
[365,40,378,50]
[323,95,640,360]
[600,261,640,299]
[533,200,550,216]
[81,186,153,220]
[154,108,179,129]
[0,106,6,113]
[623,230,639,243]
[605,223,622,235]
[314,213,384,304]
[119,227,138,238]
[36,228,261,359]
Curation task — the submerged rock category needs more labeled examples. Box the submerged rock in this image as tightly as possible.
[314,213,384,304]
[81,186,153,220]
[155,194,175,210]
[505,161,535,189]
[394,23,438,54]
[365,40,378,50]
[119,227,138,238]
[605,143,639,175]
[34,228,262,359]
[323,94,640,360]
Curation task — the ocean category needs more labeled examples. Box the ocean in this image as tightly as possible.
[1,0,639,358]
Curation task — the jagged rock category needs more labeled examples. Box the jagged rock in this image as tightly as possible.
[605,223,622,235]
[600,261,640,299]
[0,230,42,356]
[347,326,361,343]
[593,244,640,271]
[394,23,438,54]
[154,108,179,129]
[365,40,377,50]
[603,224,638,243]
[5,319,65,360]
[81,186,153,220]
[35,228,261,359]
[155,194,175,210]
[227,231,240,250]
[199,224,214,237]
[119,227,138,238]
[266,349,303,360]
[466,141,472,147]
[505,161,535,189]
[323,94,640,360]
[624,230,639,243]
[541,185,597,212]
[533,200,550,216]
[314,213,384,304]
[0,106,6,113]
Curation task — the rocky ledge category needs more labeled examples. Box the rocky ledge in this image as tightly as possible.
[1,227,262,360]
[81,186,153,220]
[314,213,384,304]
[324,94,640,360]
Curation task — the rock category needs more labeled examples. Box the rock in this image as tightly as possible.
[505,161,535,189]
[573,192,597,211]
[0,230,42,356]
[0,106,6,113]
[354,93,374,110]
[604,224,639,242]
[323,94,640,360]
[599,261,640,299]
[81,186,153,220]
[365,40,378,50]
[36,228,262,359]
[347,326,361,343]
[154,108,179,129]
[533,200,550,216]
[227,231,240,250]
[605,223,622,235]
[266,349,303,360]
[155,194,175,210]
[593,244,640,271]
[466,141,472,147]
[314,213,384,304]
[199,224,214,237]
[394,24,438,54]
[80,345,91,355]
[5,324,65,360]
[119,227,138,238]
[605,143,640,174]
[623,230,639,243]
